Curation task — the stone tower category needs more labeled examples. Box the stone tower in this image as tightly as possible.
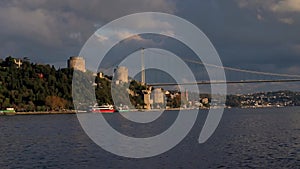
[114,66,128,83]
[68,56,86,72]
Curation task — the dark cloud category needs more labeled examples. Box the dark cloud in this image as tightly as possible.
[0,0,176,66]
[0,0,299,86]
[172,0,300,76]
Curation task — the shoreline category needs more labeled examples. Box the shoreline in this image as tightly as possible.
[1,106,299,116]
[0,111,76,116]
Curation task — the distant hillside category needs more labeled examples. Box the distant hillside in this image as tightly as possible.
[0,56,146,111]
[0,57,73,111]
[1,56,299,111]
[226,90,300,108]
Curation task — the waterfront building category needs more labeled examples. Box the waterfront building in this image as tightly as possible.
[151,88,165,109]
[67,56,86,72]
[201,98,209,105]
[153,88,165,104]
[97,72,104,78]
[142,86,152,110]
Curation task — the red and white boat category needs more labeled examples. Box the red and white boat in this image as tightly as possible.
[89,104,116,113]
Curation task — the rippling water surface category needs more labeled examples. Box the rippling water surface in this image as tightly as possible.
[0,107,299,168]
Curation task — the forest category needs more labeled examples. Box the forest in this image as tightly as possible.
[0,56,150,111]
[0,57,74,111]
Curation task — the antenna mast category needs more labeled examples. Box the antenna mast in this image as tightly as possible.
[141,48,145,85]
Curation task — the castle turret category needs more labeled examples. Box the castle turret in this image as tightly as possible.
[114,66,128,84]
[68,56,86,72]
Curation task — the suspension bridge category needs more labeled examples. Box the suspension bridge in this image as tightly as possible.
[112,48,300,109]
[139,48,300,86]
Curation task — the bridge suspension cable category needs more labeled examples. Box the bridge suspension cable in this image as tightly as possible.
[148,79,300,86]
[183,59,300,78]
[147,49,300,78]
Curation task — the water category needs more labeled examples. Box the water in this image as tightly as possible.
[0,107,299,168]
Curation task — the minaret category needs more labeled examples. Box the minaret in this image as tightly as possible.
[185,89,189,102]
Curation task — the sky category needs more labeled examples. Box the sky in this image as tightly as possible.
[0,0,300,93]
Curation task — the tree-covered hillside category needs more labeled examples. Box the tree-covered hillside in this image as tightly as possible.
[0,56,147,111]
[0,57,73,111]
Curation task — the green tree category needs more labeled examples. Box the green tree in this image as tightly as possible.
[45,96,67,111]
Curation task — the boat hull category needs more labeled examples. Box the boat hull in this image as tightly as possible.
[91,109,115,113]
[88,104,116,113]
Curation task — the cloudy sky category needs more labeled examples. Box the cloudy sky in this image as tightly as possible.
[0,0,300,92]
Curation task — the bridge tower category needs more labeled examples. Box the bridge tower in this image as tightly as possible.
[141,48,145,85]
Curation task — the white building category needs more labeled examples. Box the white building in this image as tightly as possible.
[152,88,165,109]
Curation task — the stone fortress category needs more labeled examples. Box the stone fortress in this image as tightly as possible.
[67,56,86,72]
